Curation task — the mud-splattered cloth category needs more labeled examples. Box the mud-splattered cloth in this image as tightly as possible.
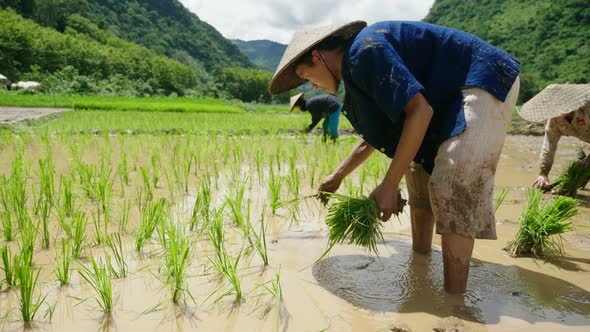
[405,78,520,239]
[341,21,521,174]
[539,105,590,176]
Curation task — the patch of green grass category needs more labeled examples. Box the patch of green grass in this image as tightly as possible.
[0,94,244,113]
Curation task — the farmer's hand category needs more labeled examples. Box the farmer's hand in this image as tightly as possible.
[581,157,590,168]
[533,175,550,189]
[370,181,398,222]
[317,174,342,205]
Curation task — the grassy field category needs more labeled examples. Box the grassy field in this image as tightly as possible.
[0,93,244,113]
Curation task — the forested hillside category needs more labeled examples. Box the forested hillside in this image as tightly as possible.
[233,40,287,72]
[0,0,251,74]
[425,0,590,102]
[0,1,283,101]
[0,8,197,95]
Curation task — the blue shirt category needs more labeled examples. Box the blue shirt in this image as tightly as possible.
[341,21,521,173]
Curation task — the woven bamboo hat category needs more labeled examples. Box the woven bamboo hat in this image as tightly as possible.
[519,84,590,123]
[268,21,367,95]
[289,92,305,112]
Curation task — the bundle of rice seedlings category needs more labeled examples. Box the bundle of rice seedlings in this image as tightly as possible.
[308,191,406,267]
[546,152,590,197]
[505,189,578,258]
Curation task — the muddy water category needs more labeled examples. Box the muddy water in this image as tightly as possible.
[1,135,590,331]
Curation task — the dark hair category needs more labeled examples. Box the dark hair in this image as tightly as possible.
[296,36,348,66]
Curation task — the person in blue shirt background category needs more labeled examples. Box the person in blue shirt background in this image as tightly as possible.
[269,21,520,294]
[290,92,342,142]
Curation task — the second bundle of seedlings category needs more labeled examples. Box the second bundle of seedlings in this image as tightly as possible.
[505,189,578,258]
[546,150,590,197]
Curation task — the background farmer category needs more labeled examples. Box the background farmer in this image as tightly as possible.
[290,92,342,142]
[519,84,590,189]
[269,20,520,293]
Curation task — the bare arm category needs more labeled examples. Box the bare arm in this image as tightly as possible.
[384,93,432,187]
[371,92,433,220]
[539,119,562,177]
[317,138,375,203]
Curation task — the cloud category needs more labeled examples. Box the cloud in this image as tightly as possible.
[179,0,434,43]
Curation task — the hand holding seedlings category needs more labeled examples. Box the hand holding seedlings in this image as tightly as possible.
[317,173,343,205]
[369,181,401,222]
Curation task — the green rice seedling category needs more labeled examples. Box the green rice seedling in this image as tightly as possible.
[19,214,38,267]
[135,199,168,252]
[505,189,578,258]
[140,167,154,201]
[255,149,264,183]
[44,302,56,323]
[207,246,245,304]
[151,150,161,188]
[39,198,51,249]
[181,152,194,193]
[77,162,96,200]
[547,160,590,197]
[95,167,113,216]
[92,207,106,246]
[118,151,130,187]
[118,200,131,233]
[78,256,113,313]
[268,168,282,214]
[359,166,369,195]
[58,175,75,217]
[71,212,88,259]
[249,208,269,266]
[286,168,300,197]
[161,221,192,304]
[191,178,212,232]
[262,267,282,331]
[206,210,244,304]
[494,188,510,212]
[226,181,247,228]
[1,246,18,287]
[15,259,46,321]
[105,233,128,278]
[38,153,55,205]
[55,238,71,285]
[1,210,13,242]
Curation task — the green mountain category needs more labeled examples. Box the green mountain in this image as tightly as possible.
[0,0,252,77]
[232,39,286,73]
[424,0,590,102]
[0,8,197,95]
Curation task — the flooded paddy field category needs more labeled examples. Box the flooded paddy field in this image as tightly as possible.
[0,118,589,331]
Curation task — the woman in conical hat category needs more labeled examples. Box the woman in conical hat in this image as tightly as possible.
[519,84,590,189]
[269,20,520,293]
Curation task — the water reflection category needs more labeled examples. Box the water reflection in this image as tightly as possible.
[312,240,590,327]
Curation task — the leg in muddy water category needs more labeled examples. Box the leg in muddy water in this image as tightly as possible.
[411,207,434,254]
[442,232,474,294]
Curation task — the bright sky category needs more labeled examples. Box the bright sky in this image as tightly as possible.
[179,0,435,44]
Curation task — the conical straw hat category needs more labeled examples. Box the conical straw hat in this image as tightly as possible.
[268,21,367,95]
[519,84,590,123]
[289,92,305,112]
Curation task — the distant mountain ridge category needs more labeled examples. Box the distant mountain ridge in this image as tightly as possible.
[233,39,287,73]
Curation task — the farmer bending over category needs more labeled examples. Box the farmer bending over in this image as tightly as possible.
[290,92,342,142]
[269,21,520,293]
[518,84,590,189]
